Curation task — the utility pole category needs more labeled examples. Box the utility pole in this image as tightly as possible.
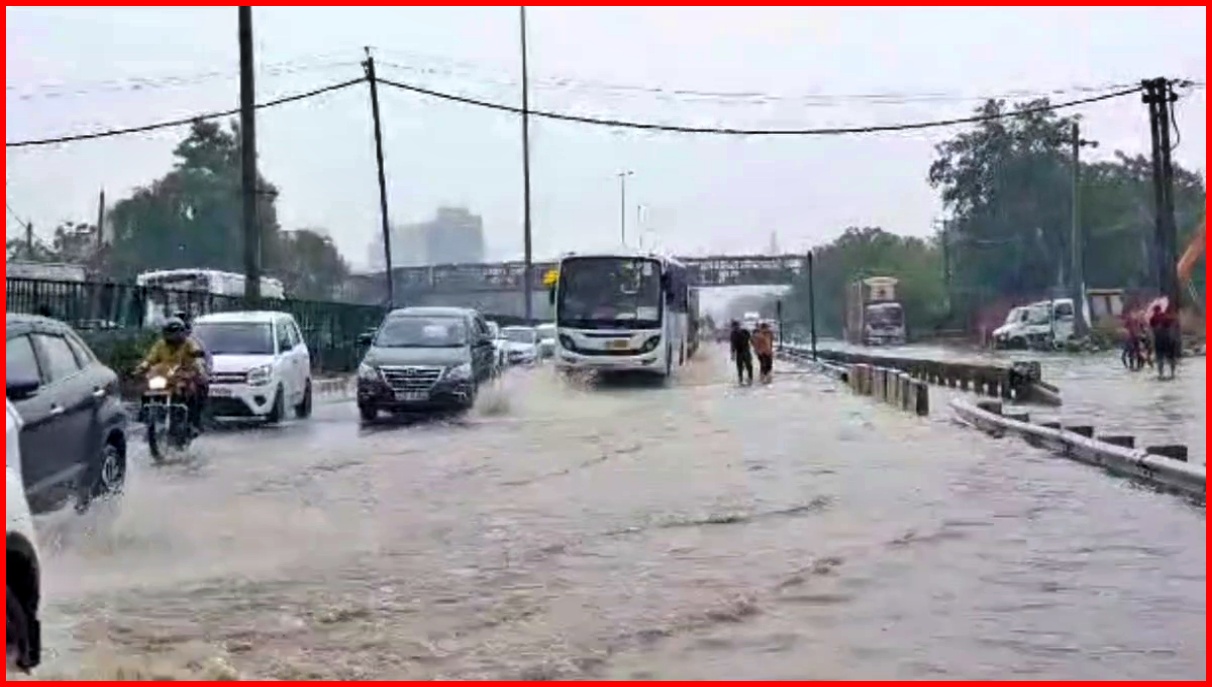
[807,250,818,360]
[618,170,633,245]
[519,6,535,322]
[1069,121,1098,338]
[25,221,33,260]
[1142,78,1181,314]
[238,6,262,306]
[95,189,106,248]
[939,218,952,316]
[362,49,396,309]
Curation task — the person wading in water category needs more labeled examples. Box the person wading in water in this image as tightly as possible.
[729,320,754,386]
[752,321,776,384]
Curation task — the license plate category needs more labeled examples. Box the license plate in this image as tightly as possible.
[606,340,630,350]
[209,387,233,397]
[396,391,429,402]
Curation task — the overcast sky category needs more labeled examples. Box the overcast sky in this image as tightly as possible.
[6,7,1206,272]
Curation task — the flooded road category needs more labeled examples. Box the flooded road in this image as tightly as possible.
[23,346,1206,680]
[805,340,1207,465]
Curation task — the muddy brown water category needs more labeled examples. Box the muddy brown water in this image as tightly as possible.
[17,346,1206,680]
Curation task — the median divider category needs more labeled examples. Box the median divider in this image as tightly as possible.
[950,397,1205,501]
[776,345,928,416]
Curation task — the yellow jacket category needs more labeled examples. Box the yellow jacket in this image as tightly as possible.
[141,338,204,375]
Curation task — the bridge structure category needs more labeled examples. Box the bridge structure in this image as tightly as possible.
[345,253,807,318]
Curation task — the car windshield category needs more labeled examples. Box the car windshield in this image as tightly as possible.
[556,257,662,329]
[375,316,468,348]
[867,304,903,328]
[193,322,274,355]
[502,328,536,344]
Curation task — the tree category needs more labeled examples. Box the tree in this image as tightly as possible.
[106,119,282,279]
[785,227,946,336]
[273,228,351,300]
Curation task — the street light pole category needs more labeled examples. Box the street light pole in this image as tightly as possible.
[618,170,633,246]
[1069,121,1098,338]
[519,6,535,323]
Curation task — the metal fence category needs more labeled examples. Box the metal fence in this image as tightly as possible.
[6,277,387,374]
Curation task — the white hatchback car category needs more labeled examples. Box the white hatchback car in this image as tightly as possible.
[6,397,42,672]
[192,311,313,423]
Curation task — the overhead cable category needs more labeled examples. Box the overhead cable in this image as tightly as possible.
[5,78,365,148]
[376,78,1144,137]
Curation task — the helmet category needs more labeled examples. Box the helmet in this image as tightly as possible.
[162,317,188,342]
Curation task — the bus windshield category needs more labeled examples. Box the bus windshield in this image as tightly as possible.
[557,257,662,330]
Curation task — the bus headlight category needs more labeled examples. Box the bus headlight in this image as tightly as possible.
[148,376,168,391]
[558,334,575,351]
[640,335,661,353]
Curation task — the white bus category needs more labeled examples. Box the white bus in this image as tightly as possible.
[549,251,691,379]
[136,268,286,326]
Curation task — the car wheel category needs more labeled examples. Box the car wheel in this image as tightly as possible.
[76,438,126,514]
[358,403,378,423]
[295,380,313,419]
[266,386,285,424]
[6,585,31,673]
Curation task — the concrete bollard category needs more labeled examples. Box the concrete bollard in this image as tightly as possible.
[1065,425,1095,438]
[1147,445,1189,463]
[912,380,929,416]
[1099,435,1136,449]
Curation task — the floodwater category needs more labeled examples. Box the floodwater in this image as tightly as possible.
[17,346,1206,680]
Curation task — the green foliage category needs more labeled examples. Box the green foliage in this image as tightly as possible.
[786,227,946,336]
[274,228,351,300]
[785,96,1205,337]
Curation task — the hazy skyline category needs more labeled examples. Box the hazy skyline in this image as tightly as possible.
[6,7,1206,272]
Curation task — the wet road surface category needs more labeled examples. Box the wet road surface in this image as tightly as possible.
[804,340,1207,465]
[22,346,1206,680]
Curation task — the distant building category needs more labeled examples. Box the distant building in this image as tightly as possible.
[367,206,486,269]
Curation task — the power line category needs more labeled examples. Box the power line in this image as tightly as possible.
[5,77,366,149]
[377,59,1139,107]
[376,77,1144,137]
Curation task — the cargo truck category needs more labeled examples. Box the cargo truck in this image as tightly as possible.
[844,276,906,346]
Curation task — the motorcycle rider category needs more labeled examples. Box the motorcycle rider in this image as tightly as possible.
[175,310,213,427]
[135,318,207,434]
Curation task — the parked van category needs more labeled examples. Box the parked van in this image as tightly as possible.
[992,298,1076,350]
[192,311,314,423]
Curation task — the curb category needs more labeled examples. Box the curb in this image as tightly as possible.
[950,397,1204,501]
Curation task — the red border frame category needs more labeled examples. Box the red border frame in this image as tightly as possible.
[4,2,1207,683]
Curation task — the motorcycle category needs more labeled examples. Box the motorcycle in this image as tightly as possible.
[140,364,200,462]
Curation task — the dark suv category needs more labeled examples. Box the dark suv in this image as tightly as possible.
[355,307,496,422]
[5,314,129,514]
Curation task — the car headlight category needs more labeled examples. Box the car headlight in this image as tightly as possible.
[446,362,473,380]
[148,376,168,391]
[246,364,272,386]
[640,335,661,353]
[357,363,380,381]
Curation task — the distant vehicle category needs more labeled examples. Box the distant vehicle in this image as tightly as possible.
[844,276,906,346]
[192,311,313,423]
[549,250,691,379]
[535,323,557,359]
[500,326,539,366]
[355,306,496,421]
[992,298,1075,350]
[136,269,286,327]
[687,288,701,358]
[6,397,42,673]
[485,320,507,373]
[5,313,128,515]
[6,261,87,283]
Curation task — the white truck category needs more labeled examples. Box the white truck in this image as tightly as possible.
[844,276,906,346]
[991,298,1076,350]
